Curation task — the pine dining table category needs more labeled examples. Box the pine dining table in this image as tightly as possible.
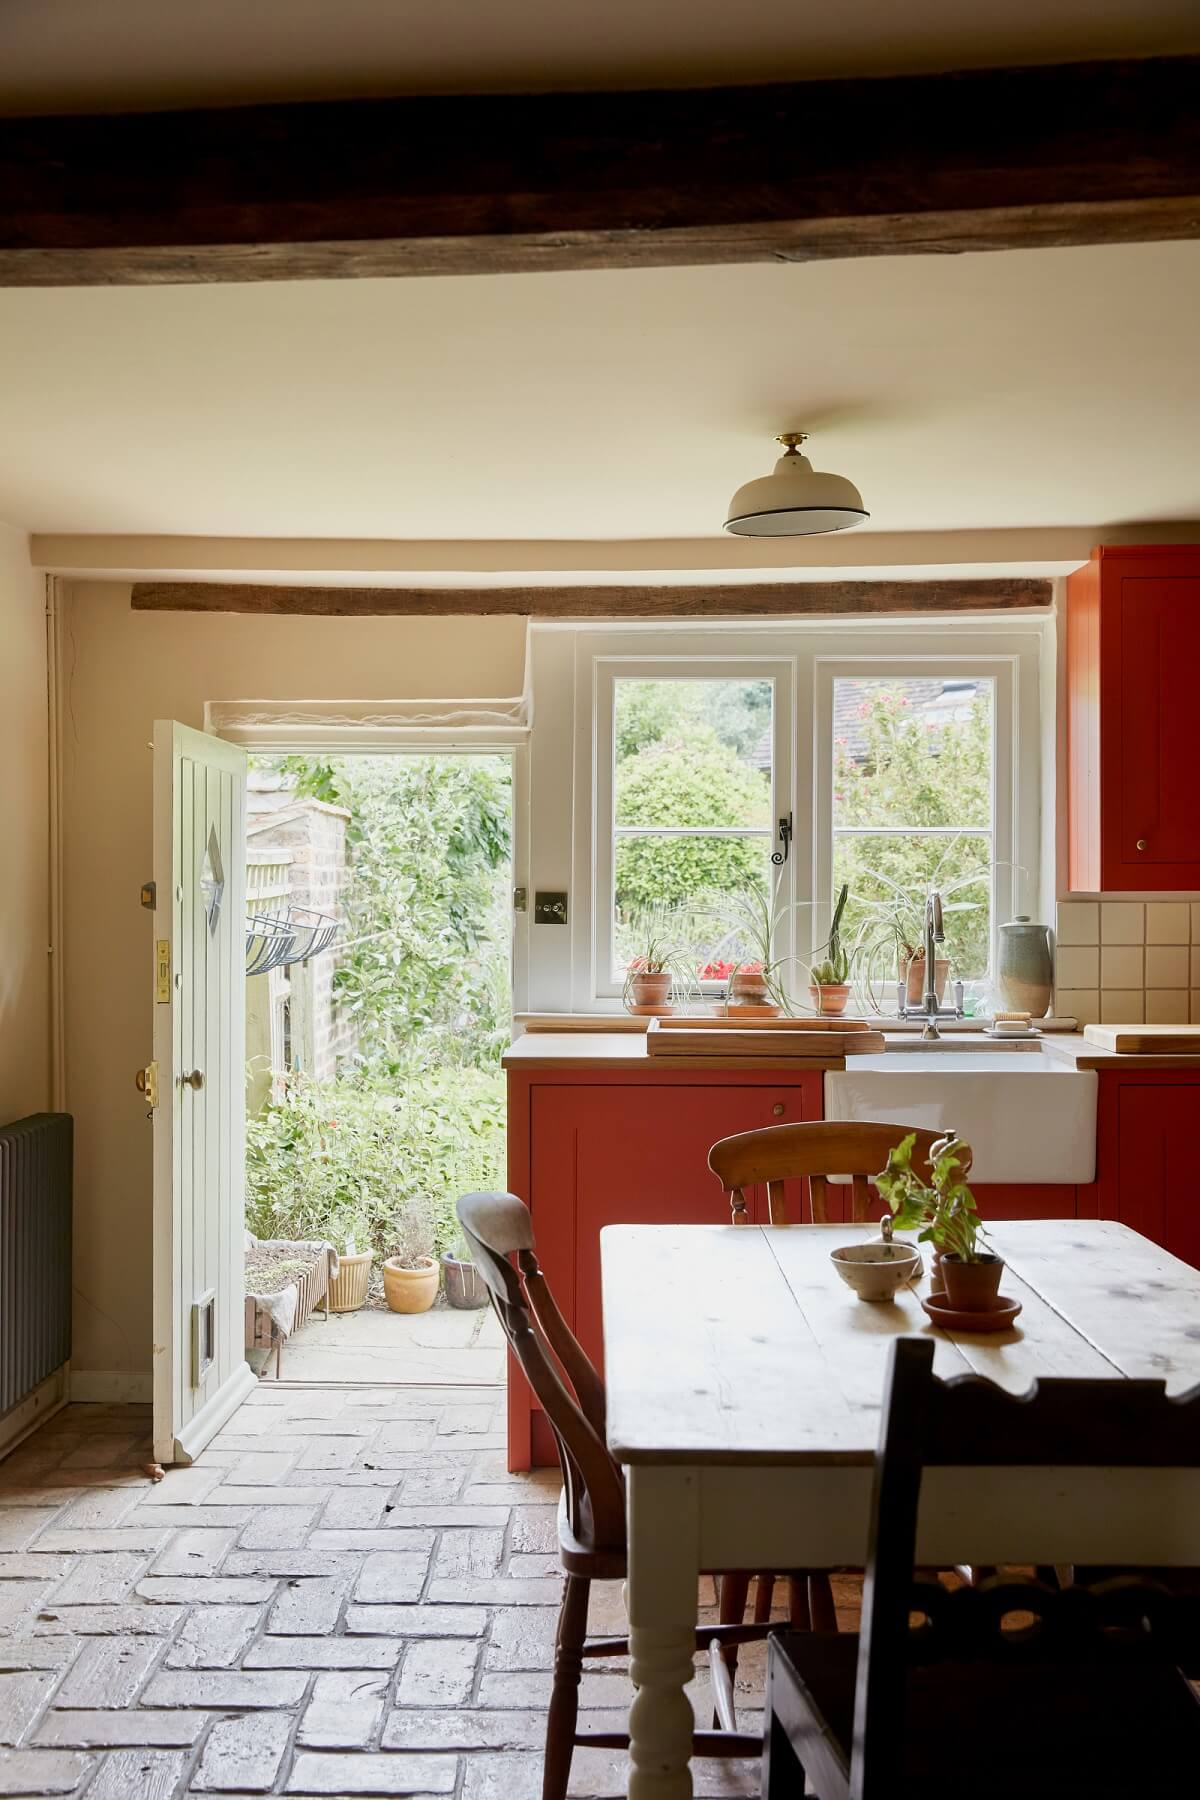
[600,1217,1200,1800]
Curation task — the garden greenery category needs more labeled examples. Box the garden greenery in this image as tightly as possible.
[244,753,510,1265]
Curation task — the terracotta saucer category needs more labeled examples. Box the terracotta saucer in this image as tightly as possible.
[625,1003,676,1017]
[921,1290,1023,1333]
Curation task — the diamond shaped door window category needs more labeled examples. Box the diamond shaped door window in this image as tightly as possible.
[200,825,225,937]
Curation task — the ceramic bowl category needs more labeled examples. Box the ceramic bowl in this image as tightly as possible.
[830,1240,921,1302]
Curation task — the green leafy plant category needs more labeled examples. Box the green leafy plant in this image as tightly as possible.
[244,1068,506,1266]
[874,1130,989,1263]
[621,911,697,1007]
[700,884,795,1014]
[810,882,851,987]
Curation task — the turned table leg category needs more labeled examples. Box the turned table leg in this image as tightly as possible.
[626,1465,701,1800]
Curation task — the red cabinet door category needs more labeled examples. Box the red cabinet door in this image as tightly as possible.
[528,1079,818,1376]
[1116,1084,1200,1268]
[1112,574,1200,885]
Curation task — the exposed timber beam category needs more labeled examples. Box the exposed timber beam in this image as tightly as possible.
[3,57,1199,285]
[130,579,1051,617]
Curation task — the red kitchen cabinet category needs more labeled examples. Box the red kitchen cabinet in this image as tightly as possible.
[1102,1071,1200,1270]
[506,1065,822,1469]
[1068,546,1200,891]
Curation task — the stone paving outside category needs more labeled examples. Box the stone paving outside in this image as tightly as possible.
[0,1386,773,1798]
[269,1301,506,1386]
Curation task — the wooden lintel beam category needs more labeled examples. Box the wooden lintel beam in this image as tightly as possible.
[130,579,1051,618]
[4,57,1200,285]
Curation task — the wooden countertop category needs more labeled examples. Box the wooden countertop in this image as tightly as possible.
[505,1028,1200,1073]
[502,1031,849,1070]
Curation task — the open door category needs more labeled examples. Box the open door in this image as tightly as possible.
[151,721,256,1465]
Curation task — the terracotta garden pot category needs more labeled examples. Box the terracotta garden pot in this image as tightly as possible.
[628,971,672,1009]
[809,982,852,1016]
[940,1252,1005,1311]
[383,1255,439,1314]
[327,1250,372,1313]
[901,953,951,1009]
[441,1253,489,1310]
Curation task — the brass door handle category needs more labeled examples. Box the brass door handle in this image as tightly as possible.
[772,1102,786,1117]
[1136,839,1148,851]
[181,1069,205,1091]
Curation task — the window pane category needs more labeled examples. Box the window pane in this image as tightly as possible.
[834,832,992,983]
[615,678,772,829]
[833,677,993,830]
[614,837,772,977]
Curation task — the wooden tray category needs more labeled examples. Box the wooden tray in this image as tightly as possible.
[654,1014,874,1032]
[645,1019,886,1057]
[1083,1023,1200,1054]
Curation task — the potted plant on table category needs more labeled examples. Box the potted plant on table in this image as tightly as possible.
[808,882,854,1016]
[383,1193,439,1314]
[875,1130,1006,1310]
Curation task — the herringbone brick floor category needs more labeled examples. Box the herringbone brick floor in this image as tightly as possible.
[0,1388,774,1797]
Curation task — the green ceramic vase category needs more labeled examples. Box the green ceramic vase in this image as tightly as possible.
[996,915,1052,1018]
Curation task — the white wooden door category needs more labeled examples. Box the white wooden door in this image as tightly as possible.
[152,721,255,1464]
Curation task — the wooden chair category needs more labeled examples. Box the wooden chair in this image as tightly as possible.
[762,1336,1200,1799]
[708,1119,943,1227]
[457,1190,773,1800]
[708,1121,944,1645]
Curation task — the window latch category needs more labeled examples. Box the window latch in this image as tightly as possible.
[771,813,793,867]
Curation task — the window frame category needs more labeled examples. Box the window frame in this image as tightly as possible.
[587,651,796,1004]
[570,621,1046,1016]
[814,656,1020,1004]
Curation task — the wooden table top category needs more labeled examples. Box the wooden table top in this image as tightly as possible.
[601,1219,1200,1467]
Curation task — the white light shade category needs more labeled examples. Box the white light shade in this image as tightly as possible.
[724,436,868,537]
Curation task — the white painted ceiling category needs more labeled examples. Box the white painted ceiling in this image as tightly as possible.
[2,243,1199,544]
[1,1,1197,113]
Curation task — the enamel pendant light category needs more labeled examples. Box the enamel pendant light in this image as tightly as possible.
[724,432,868,537]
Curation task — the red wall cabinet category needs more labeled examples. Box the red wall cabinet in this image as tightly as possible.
[506,1066,822,1469]
[1099,1069,1200,1271]
[1068,546,1200,891]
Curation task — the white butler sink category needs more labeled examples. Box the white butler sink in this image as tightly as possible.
[825,1051,1097,1184]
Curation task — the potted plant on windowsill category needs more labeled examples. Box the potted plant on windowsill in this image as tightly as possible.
[701,885,793,1018]
[808,882,853,1016]
[621,912,694,1015]
[875,1130,1006,1310]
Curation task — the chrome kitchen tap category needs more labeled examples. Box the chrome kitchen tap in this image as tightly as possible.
[921,890,946,1039]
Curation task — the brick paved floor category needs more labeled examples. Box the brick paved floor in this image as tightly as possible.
[0,1389,774,1798]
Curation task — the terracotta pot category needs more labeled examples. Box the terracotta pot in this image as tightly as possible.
[727,970,782,1018]
[940,1252,1005,1311]
[629,971,672,1008]
[901,953,951,1008]
[441,1253,489,1310]
[383,1255,439,1314]
[327,1250,372,1313]
[809,982,852,1017]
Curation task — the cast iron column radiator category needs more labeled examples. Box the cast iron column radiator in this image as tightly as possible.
[0,1114,73,1418]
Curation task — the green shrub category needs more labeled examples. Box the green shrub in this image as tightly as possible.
[244,1069,506,1261]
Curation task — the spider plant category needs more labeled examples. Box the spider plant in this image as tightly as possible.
[697,884,796,1014]
[620,910,698,1009]
[848,839,990,1012]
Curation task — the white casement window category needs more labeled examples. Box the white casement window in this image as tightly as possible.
[569,623,1045,1015]
[813,656,1034,1014]
[589,655,795,1001]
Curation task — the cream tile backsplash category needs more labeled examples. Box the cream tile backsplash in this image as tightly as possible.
[1055,898,1200,1025]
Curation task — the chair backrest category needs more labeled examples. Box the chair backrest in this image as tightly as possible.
[852,1336,1200,1798]
[456,1190,625,1554]
[708,1120,946,1225]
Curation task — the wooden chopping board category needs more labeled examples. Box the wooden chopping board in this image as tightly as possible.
[646,1019,886,1057]
[1083,1023,1200,1054]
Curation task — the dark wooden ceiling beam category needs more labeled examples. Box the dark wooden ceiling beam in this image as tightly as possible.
[4,57,1199,285]
[130,579,1051,617]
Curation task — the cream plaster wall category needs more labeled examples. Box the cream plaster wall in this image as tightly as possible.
[0,523,49,1126]
[60,580,526,1385]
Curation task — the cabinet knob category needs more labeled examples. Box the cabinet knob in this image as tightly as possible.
[772,1103,786,1117]
[1136,838,1148,852]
